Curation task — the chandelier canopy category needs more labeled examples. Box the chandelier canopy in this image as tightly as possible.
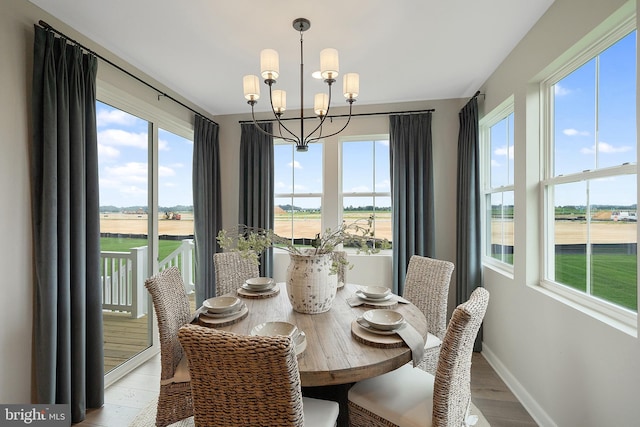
[243,18,359,152]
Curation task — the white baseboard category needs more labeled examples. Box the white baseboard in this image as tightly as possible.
[480,344,557,427]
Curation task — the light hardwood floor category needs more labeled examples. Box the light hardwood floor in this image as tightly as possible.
[75,351,538,426]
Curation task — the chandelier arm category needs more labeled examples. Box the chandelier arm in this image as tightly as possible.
[249,104,298,144]
[306,101,355,144]
[267,84,300,143]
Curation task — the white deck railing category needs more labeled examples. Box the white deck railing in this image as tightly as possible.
[100,239,194,318]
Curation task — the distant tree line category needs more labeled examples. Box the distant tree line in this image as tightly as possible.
[100,205,194,213]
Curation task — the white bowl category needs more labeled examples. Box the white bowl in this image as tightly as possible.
[245,277,275,289]
[250,321,299,338]
[203,296,241,313]
[359,285,391,299]
[362,309,405,331]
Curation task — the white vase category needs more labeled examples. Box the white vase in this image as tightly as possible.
[286,251,338,314]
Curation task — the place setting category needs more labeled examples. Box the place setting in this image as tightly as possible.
[347,285,410,308]
[236,277,280,299]
[351,309,425,367]
[196,295,249,327]
[250,321,307,357]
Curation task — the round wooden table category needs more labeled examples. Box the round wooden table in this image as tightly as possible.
[198,282,428,387]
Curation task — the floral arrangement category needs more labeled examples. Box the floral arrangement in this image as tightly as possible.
[216,217,390,268]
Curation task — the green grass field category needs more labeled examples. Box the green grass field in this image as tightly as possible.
[100,237,182,265]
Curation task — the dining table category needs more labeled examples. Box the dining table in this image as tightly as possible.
[196,281,428,386]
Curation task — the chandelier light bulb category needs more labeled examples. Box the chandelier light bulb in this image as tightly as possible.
[314,93,329,116]
[243,75,260,101]
[260,49,279,80]
[343,73,359,99]
[272,90,286,114]
[320,48,339,80]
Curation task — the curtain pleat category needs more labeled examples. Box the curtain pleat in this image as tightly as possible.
[193,115,223,304]
[31,26,103,423]
[456,97,483,351]
[239,123,274,277]
[389,113,435,295]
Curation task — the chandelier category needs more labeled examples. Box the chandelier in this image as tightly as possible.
[242,18,359,152]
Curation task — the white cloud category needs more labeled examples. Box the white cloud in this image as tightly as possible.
[98,129,147,149]
[158,165,176,177]
[494,145,514,160]
[563,128,590,137]
[580,141,633,155]
[96,109,137,127]
[554,83,570,96]
[98,143,120,159]
[491,159,501,167]
[275,181,287,189]
[378,140,390,147]
[103,162,147,184]
[158,138,170,151]
[289,160,302,169]
[351,185,371,192]
[293,184,307,191]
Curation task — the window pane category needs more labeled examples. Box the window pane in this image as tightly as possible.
[553,59,596,176]
[294,143,323,193]
[489,191,514,264]
[552,178,637,311]
[490,113,514,188]
[97,101,152,373]
[590,176,637,310]
[274,143,293,194]
[292,197,322,242]
[274,197,293,238]
[375,140,391,192]
[375,196,392,241]
[598,31,637,169]
[343,141,373,192]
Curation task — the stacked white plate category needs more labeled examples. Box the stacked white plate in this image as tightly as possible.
[242,277,276,292]
[250,321,307,355]
[202,295,244,317]
[355,285,393,302]
[357,309,406,335]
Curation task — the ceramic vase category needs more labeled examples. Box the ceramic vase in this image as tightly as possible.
[286,251,338,314]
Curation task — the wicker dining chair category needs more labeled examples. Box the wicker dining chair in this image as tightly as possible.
[348,287,490,427]
[177,324,339,427]
[402,255,455,374]
[213,251,260,296]
[144,266,193,427]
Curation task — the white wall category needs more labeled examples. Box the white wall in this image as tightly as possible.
[479,0,639,425]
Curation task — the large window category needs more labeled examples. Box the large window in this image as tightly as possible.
[481,99,515,267]
[342,137,392,242]
[272,135,393,248]
[541,24,637,317]
[274,140,323,243]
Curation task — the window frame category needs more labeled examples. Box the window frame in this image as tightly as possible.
[480,96,515,274]
[538,15,637,328]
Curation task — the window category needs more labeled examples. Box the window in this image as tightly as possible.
[541,24,637,317]
[341,137,392,242]
[274,140,323,244]
[481,99,515,267]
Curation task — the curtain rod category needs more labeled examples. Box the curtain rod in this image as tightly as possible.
[37,20,219,127]
[238,108,435,124]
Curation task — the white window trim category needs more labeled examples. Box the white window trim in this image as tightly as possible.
[480,96,515,275]
[537,11,637,330]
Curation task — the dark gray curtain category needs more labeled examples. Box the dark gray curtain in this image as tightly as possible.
[239,123,274,277]
[389,113,435,295]
[456,97,483,351]
[31,26,103,423]
[193,115,222,304]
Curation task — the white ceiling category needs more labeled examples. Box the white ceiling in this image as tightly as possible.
[30,0,555,117]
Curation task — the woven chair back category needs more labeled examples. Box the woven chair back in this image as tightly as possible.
[214,251,260,296]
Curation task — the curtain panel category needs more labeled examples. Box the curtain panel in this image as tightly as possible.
[389,113,435,295]
[456,97,483,351]
[239,123,275,277]
[31,26,103,423]
[193,115,222,304]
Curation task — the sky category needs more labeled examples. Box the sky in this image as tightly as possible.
[97,31,636,211]
[96,101,193,208]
